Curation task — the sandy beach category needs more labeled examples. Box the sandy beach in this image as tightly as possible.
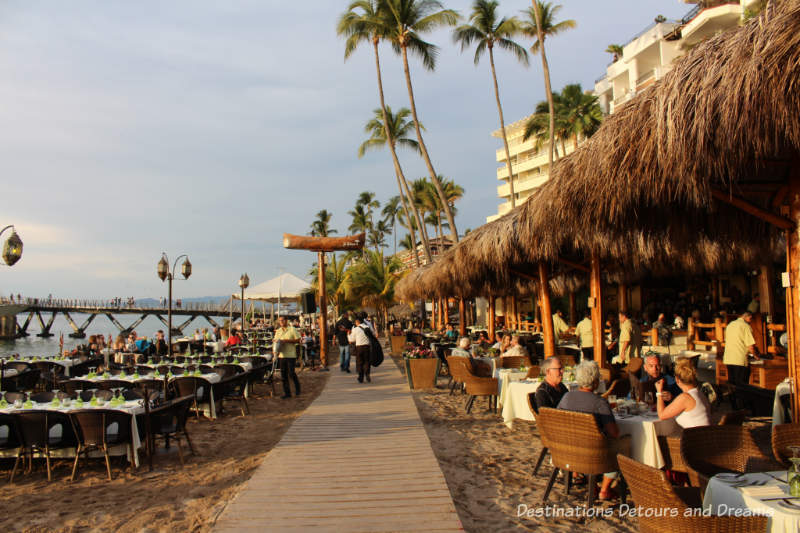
[0,370,329,533]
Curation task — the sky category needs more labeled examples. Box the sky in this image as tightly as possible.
[0,0,690,299]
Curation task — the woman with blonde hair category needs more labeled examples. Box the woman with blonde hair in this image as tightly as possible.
[655,358,711,428]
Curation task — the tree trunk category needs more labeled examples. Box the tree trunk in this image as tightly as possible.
[531,0,556,175]
[372,40,430,266]
[401,45,459,244]
[490,47,516,209]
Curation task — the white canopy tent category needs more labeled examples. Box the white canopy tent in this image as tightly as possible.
[231,272,312,321]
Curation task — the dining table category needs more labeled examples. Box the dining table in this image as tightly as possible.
[703,471,799,533]
[5,356,79,376]
[614,407,681,468]
[0,399,146,467]
[500,378,607,429]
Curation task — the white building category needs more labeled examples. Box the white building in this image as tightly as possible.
[488,1,762,222]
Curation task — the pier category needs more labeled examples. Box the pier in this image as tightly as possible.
[0,298,243,339]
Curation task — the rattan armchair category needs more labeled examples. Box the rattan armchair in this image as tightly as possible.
[500,355,533,369]
[526,366,540,379]
[772,423,800,467]
[536,407,630,506]
[445,356,470,395]
[462,365,498,414]
[69,409,134,481]
[680,425,782,491]
[618,454,767,533]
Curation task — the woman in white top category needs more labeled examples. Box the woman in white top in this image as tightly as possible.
[655,357,711,428]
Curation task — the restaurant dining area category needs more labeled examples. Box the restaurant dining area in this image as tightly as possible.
[390,3,800,531]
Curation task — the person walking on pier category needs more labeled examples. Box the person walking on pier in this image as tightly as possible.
[352,315,372,383]
[274,315,301,399]
[335,312,353,373]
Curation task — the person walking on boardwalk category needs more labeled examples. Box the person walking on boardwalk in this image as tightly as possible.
[352,315,371,383]
[275,315,301,399]
[335,311,353,373]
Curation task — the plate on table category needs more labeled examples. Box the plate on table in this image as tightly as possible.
[778,500,800,512]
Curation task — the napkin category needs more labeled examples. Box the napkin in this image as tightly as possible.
[741,485,786,498]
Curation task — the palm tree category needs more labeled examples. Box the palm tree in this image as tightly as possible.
[399,233,415,250]
[356,191,380,230]
[358,106,431,261]
[338,1,430,267]
[523,83,602,157]
[521,1,575,173]
[605,43,623,62]
[310,209,337,237]
[349,250,404,330]
[348,203,371,235]
[383,0,460,244]
[453,0,527,208]
[382,195,402,254]
[411,178,437,244]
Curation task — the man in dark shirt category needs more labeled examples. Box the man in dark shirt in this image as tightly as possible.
[634,354,681,402]
[532,357,568,411]
[335,312,353,373]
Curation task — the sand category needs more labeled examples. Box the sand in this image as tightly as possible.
[0,369,329,533]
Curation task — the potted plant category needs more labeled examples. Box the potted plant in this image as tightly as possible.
[390,329,407,356]
[403,345,440,389]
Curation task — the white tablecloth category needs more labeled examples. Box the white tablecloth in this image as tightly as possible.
[679,350,717,370]
[773,378,793,427]
[7,357,78,376]
[0,400,145,467]
[500,380,607,428]
[495,369,527,398]
[616,412,680,468]
[703,472,797,533]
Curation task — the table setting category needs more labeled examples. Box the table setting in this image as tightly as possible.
[611,397,680,468]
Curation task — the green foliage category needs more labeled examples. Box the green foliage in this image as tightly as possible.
[452,0,528,67]
[523,83,603,147]
[519,1,576,54]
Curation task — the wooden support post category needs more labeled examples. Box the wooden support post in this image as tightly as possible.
[568,292,576,327]
[488,294,496,343]
[687,319,696,351]
[759,264,776,318]
[618,283,628,313]
[512,295,519,331]
[714,317,725,352]
[590,254,607,367]
[440,297,446,327]
[318,251,328,368]
[501,296,508,331]
[459,298,466,337]
[787,164,800,419]
[539,264,556,358]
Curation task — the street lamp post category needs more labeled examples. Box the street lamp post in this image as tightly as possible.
[238,273,249,332]
[157,253,192,356]
[1,225,23,266]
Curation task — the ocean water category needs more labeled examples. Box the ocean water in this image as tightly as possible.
[1,312,220,358]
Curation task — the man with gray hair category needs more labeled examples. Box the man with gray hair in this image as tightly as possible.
[533,357,568,410]
[557,360,626,500]
[451,337,472,358]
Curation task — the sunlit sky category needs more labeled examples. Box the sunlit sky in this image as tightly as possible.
[0,0,690,299]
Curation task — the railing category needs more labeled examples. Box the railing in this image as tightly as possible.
[0,297,232,313]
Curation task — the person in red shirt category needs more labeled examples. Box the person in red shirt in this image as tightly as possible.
[225,329,241,348]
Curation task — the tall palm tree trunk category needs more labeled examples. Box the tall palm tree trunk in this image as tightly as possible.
[531,0,555,174]
[400,45,459,244]
[489,47,516,209]
[372,39,431,266]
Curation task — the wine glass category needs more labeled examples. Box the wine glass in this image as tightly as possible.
[789,447,800,496]
[644,392,654,405]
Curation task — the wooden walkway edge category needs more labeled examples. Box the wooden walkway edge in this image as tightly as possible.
[212,358,463,532]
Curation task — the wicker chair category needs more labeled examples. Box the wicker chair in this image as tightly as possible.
[618,454,767,533]
[536,407,630,506]
[69,409,134,481]
[680,425,782,491]
[218,373,250,416]
[526,366,540,379]
[146,395,196,465]
[445,356,471,395]
[602,378,631,400]
[462,365,498,414]
[12,410,77,482]
[557,354,577,367]
[772,423,800,467]
[500,355,532,369]
[527,394,549,476]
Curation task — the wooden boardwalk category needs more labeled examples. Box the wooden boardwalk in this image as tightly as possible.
[213,359,463,532]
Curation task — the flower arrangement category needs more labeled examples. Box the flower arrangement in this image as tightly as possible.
[404,345,433,359]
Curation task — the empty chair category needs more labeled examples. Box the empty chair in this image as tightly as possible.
[5,362,30,373]
[618,454,766,533]
[28,391,57,403]
[0,413,22,464]
[462,365,498,414]
[500,355,532,369]
[445,356,471,395]
[772,423,800,467]
[12,410,77,482]
[680,425,782,490]
[557,354,576,367]
[215,364,244,378]
[95,379,134,391]
[219,373,249,416]
[526,366,540,379]
[4,392,27,404]
[31,361,65,391]
[718,409,746,426]
[69,409,134,481]
[61,379,96,396]
[146,395,196,465]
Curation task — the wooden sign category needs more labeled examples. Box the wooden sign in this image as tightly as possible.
[283,233,365,252]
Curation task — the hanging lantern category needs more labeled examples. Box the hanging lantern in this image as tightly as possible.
[157,255,169,281]
[181,257,192,279]
[2,230,23,266]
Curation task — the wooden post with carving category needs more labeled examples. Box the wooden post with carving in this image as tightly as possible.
[284,233,365,370]
[590,253,606,367]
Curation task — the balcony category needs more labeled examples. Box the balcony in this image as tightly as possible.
[681,3,742,47]
[497,174,549,198]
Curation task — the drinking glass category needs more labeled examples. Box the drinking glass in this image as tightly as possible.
[789,450,800,497]
[608,394,617,410]
[644,392,654,405]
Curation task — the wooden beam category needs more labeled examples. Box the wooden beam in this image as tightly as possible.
[283,233,365,252]
[458,298,466,336]
[538,263,556,358]
[488,294,496,343]
[590,253,607,368]
[318,251,328,368]
[510,268,537,282]
[772,184,790,210]
[558,257,591,273]
[711,187,793,229]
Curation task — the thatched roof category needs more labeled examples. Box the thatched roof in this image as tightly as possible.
[401,2,798,300]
